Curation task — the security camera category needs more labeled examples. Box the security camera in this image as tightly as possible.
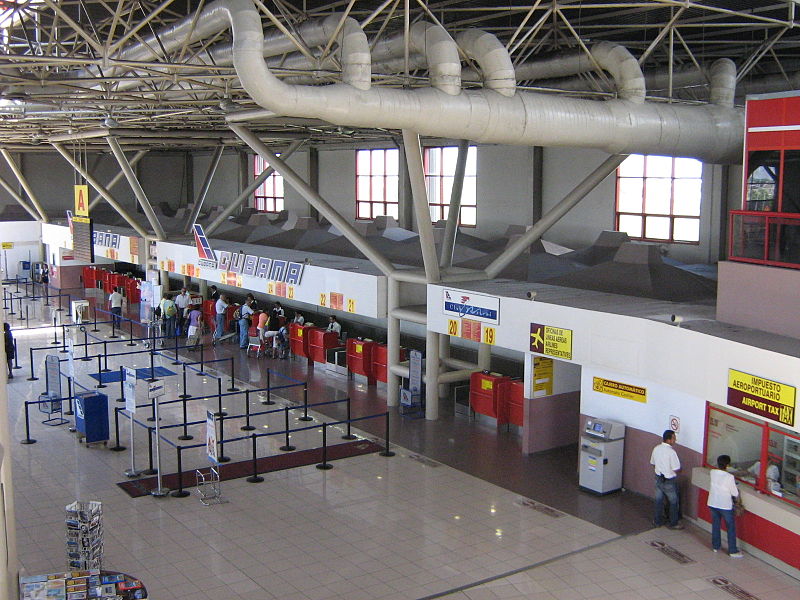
[526,291,537,300]
[671,315,684,326]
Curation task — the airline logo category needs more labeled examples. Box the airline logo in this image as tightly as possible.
[193,224,218,268]
[443,289,500,324]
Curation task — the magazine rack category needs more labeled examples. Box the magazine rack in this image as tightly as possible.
[66,500,103,570]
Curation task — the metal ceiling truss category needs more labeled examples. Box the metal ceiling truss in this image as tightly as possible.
[0,0,797,149]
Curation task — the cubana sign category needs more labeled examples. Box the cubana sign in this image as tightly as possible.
[442,289,499,325]
[727,369,796,427]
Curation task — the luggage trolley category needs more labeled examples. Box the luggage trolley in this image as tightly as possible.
[142,318,163,349]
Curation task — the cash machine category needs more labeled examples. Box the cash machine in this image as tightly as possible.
[579,417,626,494]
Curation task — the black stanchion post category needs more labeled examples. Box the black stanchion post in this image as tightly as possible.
[316,423,333,470]
[178,393,193,440]
[280,406,295,451]
[109,312,118,339]
[13,339,21,369]
[264,369,274,405]
[60,325,68,353]
[27,348,37,380]
[91,307,99,332]
[147,348,156,382]
[214,378,227,417]
[142,427,157,475]
[241,390,254,431]
[147,396,156,422]
[7,293,14,315]
[342,397,356,440]
[65,377,74,416]
[101,342,110,372]
[96,355,106,388]
[299,385,312,421]
[14,276,19,293]
[56,291,64,312]
[227,357,239,392]
[51,317,59,345]
[81,328,91,361]
[178,364,191,399]
[110,407,125,451]
[171,331,180,365]
[196,343,205,376]
[23,304,28,324]
[246,434,263,483]
[44,283,49,306]
[20,401,36,444]
[379,412,395,457]
[116,366,125,403]
[127,319,136,346]
[217,413,230,462]
[170,447,190,498]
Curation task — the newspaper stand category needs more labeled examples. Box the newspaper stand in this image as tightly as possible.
[195,467,226,506]
[38,392,68,426]
[65,500,103,570]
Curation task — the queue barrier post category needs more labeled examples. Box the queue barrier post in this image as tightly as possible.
[23,304,28,324]
[116,366,125,403]
[342,397,357,440]
[316,423,333,470]
[299,386,312,421]
[214,378,227,417]
[110,407,126,452]
[56,291,64,312]
[178,364,191,399]
[264,369,274,405]
[241,389,254,431]
[178,394,193,441]
[280,406,295,452]
[127,319,136,346]
[96,355,106,388]
[170,446,190,498]
[81,328,91,361]
[50,317,59,345]
[196,344,205,376]
[147,348,156,382]
[60,325,68,353]
[91,307,99,333]
[246,433,263,483]
[13,339,21,369]
[217,413,230,463]
[142,427,157,475]
[27,347,37,381]
[101,342,110,372]
[379,412,395,457]
[227,357,239,392]
[64,377,74,416]
[20,401,36,444]
[7,293,14,315]
[109,311,118,339]
[171,332,180,365]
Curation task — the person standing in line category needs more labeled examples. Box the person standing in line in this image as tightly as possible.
[4,322,14,379]
[238,297,255,349]
[108,286,123,329]
[650,430,684,529]
[209,285,219,301]
[256,309,269,343]
[186,305,203,350]
[158,294,177,343]
[708,455,744,558]
[174,288,191,336]
[213,294,229,344]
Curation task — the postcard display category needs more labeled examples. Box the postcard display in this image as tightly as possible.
[19,570,147,600]
[66,501,103,570]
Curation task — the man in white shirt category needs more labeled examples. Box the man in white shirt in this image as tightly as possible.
[238,299,255,349]
[326,315,341,336]
[708,454,743,558]
[108,287,123,329]
[174,288,191,335]
[213,295,229,343]
[650,430,683,529]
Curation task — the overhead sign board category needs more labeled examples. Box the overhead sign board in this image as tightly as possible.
[727,369,796,427]
[443,289,499,325]
[530,323,573,360]
[73,185,90,223]
[592,377,647,403]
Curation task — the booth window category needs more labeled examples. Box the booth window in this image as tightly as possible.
[424,146,477,226]
[705,404,800,510]
[356,148,400,220]
[615,154,702,243]
[252,154,285,213]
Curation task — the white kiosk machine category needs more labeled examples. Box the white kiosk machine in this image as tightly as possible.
[579,418,626,494]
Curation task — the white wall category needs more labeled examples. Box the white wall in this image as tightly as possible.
[474,145,536,239]
[193,151,242,209]
[318,149,356,223]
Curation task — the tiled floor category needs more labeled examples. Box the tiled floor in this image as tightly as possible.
[5,294,799,599]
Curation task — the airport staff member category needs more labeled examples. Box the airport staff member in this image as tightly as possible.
[213,294,229,344]
[326,315,341,336]
[209,285,219,301]
[650,430,683,529]
[708,455,743,558]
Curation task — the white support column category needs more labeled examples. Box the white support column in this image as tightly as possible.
[386,276,400,407]
[0,312,18,600]
[0,150,48,222]
[402,129,440,283]
[439,139,470,268]
[160,270,170,293]
[438,334,450,397]
[478,343,491,371]
[183,145,224,234]
[198,279,208,299]
[425,330,440,420]
[88,150,148,210]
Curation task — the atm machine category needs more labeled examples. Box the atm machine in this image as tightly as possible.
[579,417,626,494]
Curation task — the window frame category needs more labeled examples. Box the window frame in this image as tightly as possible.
[354,148,400,221]
[252,154,285,214]
[423,145,478,227]
[615,154,703,245]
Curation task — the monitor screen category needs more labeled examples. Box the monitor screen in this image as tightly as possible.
[593,423,603,432]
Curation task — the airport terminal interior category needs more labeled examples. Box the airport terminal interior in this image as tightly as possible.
[0,1,800,599]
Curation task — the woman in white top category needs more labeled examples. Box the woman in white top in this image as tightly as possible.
[708,455,743,558]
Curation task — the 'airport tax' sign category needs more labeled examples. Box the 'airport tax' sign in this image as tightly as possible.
[530,323,573,360]
[727,369,796,427]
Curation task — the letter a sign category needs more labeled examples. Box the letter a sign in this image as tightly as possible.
[74,185,89,219]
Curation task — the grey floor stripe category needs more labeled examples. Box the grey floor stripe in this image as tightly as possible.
[416,535,623,600]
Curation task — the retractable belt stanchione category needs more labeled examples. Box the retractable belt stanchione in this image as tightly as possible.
[13,339,21,370]
[95,355,106,388]
[246,434,264,483]
[214,378,227,417]
[50,317,59,345]
[65,377,74,416]
[342,397,357,440]
[217,413,230,463]
[170,446,190,497]
[316,423,333,470]
[102,342,111,372]
[109,313,118,339]
[299,386,312,421]
[280,406,295,451]
[27,346,37,380]
[23,304,28,324]
[240,390,254,431]
[227,357,239,392]
[142,427,156,476]
[7,292,15,315]
[196,344,205,376]
[116,366,125,403]
[264,369,275,405]
[178,364,191,399]
[380,412,395,457]
[127,318,136,346]
[60,325,68,353]
[81,327,91,362]
[20,401,36,444]
[91,307,99,333]
[151,396,169,497]
[110,407,126,452]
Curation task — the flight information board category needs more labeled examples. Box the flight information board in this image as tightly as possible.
[72,218,94,262]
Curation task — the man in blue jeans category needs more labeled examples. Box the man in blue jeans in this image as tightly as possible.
[213,295,229,344]
[708,455,743,557]
[650,430,684,529]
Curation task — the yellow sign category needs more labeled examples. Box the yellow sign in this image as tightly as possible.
[592,377,647,403]
[447,319,459,337]
[347,298,356,313]
[298,328,303,337]
[355,343,363,353]
[267,281,275,295]
[530,323,573,360]
[533,357,554,396]
[1,242,12,250]
[481,379,493,391]
[74,185,89,218]
[727,369,796,427]
[319,293,327,307]
[482,326,496,345]
[287,285,295,299]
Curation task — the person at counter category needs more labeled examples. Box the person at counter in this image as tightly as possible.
[326,315,341,336]
[292,312,305,326]
[174,288,190,335]
[650,430,684,529]
[272,302,285,319]
[238,297,255,349]
[209,285,219,301]
[708,454,744,558]
[213,294,228,344]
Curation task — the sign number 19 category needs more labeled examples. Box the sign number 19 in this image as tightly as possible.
[482,326,496,345]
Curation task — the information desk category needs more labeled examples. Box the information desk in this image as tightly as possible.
[692,466,800,577]
[20,569,147,599]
